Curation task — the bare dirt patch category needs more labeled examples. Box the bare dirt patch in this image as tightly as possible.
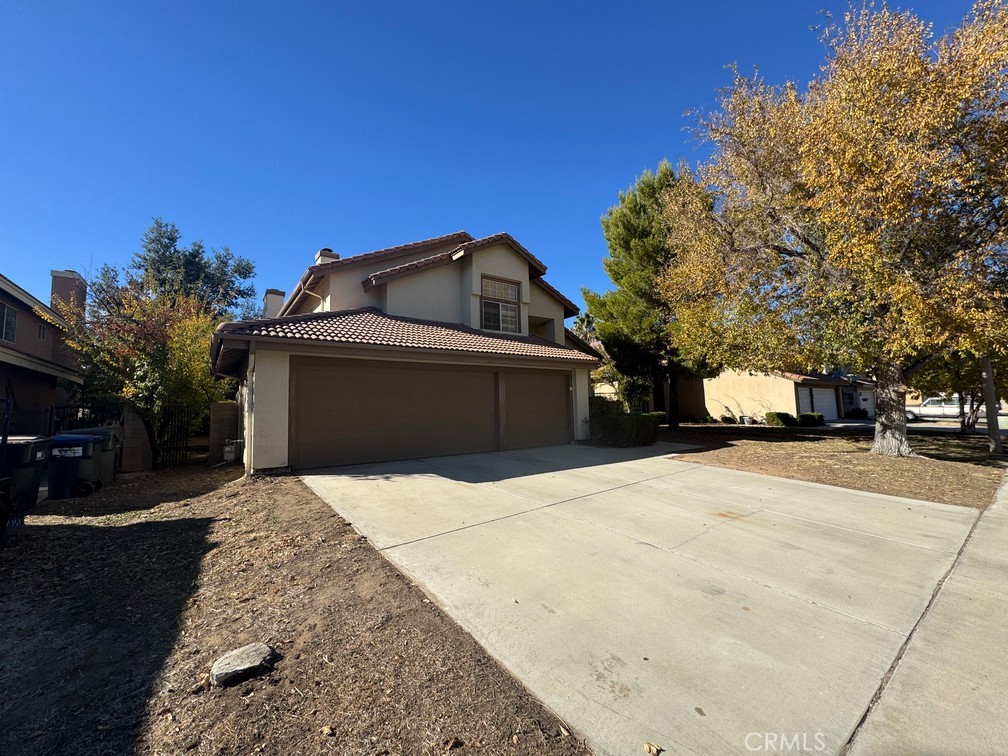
[663,426,1007,508]
[0,467,589,756]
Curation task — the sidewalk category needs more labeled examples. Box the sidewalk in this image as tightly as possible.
[848,472,1008,754]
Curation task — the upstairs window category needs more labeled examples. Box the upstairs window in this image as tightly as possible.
[1,303,15,343]
[481,277,520,334]
[38,323,47,341]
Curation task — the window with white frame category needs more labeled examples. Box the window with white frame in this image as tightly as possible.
[1,303,16,343]
[481,277,520,333]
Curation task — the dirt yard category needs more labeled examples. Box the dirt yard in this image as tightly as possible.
[0,468,590,756]
[663,425,1007,508]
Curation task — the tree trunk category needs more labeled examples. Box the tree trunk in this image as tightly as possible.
[980,356,1003,455]
[666,368,680,429]
[871,363,915,456]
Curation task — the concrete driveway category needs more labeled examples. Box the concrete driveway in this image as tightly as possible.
[302,443,979,755]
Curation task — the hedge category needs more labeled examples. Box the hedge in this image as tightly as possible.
[798,412,825,427]
[590,411,664,447]
[764,411,797,427]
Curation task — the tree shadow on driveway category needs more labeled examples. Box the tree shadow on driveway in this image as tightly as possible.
[0,516,214,756]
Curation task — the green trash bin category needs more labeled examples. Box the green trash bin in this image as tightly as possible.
[48,434,101,500]
[71,426,122,487]
[1,435,49,512]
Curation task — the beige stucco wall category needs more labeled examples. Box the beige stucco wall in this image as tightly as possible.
[466,244,531,336]
[323,271,381,312]
[528,281,565,344]
[573,367,591,440]
[248,348,290,470]
[385,263,465,324]
[703,370,797,419]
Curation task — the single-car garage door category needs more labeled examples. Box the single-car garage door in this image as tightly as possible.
[289,358,573,469]
[812,387,839,421]
[502,370,572,450]
[291,357,498,469]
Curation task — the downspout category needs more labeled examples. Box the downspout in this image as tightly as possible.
[245,338,256,476]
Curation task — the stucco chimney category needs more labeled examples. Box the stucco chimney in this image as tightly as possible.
[262,289,285,319]
[50,270,87,315]
[315,247,339,265]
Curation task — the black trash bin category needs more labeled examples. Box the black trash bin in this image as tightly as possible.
[48,434,101,500]
[1,435,49,513]
[71,426,122,487]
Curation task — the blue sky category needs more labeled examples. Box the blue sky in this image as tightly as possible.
[0,1,973,315]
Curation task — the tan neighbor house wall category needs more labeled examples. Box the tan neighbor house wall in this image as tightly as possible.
[704,370,797,420]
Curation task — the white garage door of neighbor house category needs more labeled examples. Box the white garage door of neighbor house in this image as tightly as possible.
[812,388,839,420]
[289,357,572,469]
[798,388,813,415]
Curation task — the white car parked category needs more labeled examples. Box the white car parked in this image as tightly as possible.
[905,395,1000,421]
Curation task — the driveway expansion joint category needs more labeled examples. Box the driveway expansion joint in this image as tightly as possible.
[840,505,985,754]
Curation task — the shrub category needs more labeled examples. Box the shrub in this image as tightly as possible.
[589,396,622,417]
[702,415,717,424]
[719,415,738,424]
[678,414,698,424]
[798,412,825,426]
[764,411,797,427]
[590,411,664,447]
[846,407,868,419]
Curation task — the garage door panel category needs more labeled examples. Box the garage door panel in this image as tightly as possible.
[291,358,497,469]
[503,371,571,450]
[812,388,839,421]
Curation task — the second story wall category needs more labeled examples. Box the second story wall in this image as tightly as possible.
[0,291,65,366]
[465,244,531,336]
[384,263,465,324]
[528,281,565,344]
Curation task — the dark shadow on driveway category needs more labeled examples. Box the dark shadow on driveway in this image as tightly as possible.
[0,517,214,756]
[299,442,692,485]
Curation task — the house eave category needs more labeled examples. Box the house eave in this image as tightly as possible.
[0,343,82,383]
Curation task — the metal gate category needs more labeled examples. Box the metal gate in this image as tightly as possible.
[157,404,192,468]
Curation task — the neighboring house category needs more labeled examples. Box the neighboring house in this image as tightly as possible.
[703,369,875,422]
[210,231,600,472]
[0,270,85,433]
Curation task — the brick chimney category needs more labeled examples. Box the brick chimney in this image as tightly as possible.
[315,247,339,265]
[50,270,87,316]
[262,289,285,319]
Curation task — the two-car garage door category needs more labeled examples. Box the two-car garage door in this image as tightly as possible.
[290,357,571,469]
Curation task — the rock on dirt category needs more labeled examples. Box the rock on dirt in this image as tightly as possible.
[210,642,276,687]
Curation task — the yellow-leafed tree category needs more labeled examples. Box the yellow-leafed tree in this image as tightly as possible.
[658,1,1008,455]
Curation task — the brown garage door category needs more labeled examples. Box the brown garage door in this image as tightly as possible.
[290,357,498,469]
[502,370,572,450]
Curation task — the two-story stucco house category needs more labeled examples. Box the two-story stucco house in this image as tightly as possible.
[0,270,85,433]
[210,231,600,472]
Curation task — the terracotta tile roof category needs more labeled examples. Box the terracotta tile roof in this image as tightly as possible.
[775,371,851,386]
[361,245,576,318]
[212,307,599,375]
[278,231,473,316]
